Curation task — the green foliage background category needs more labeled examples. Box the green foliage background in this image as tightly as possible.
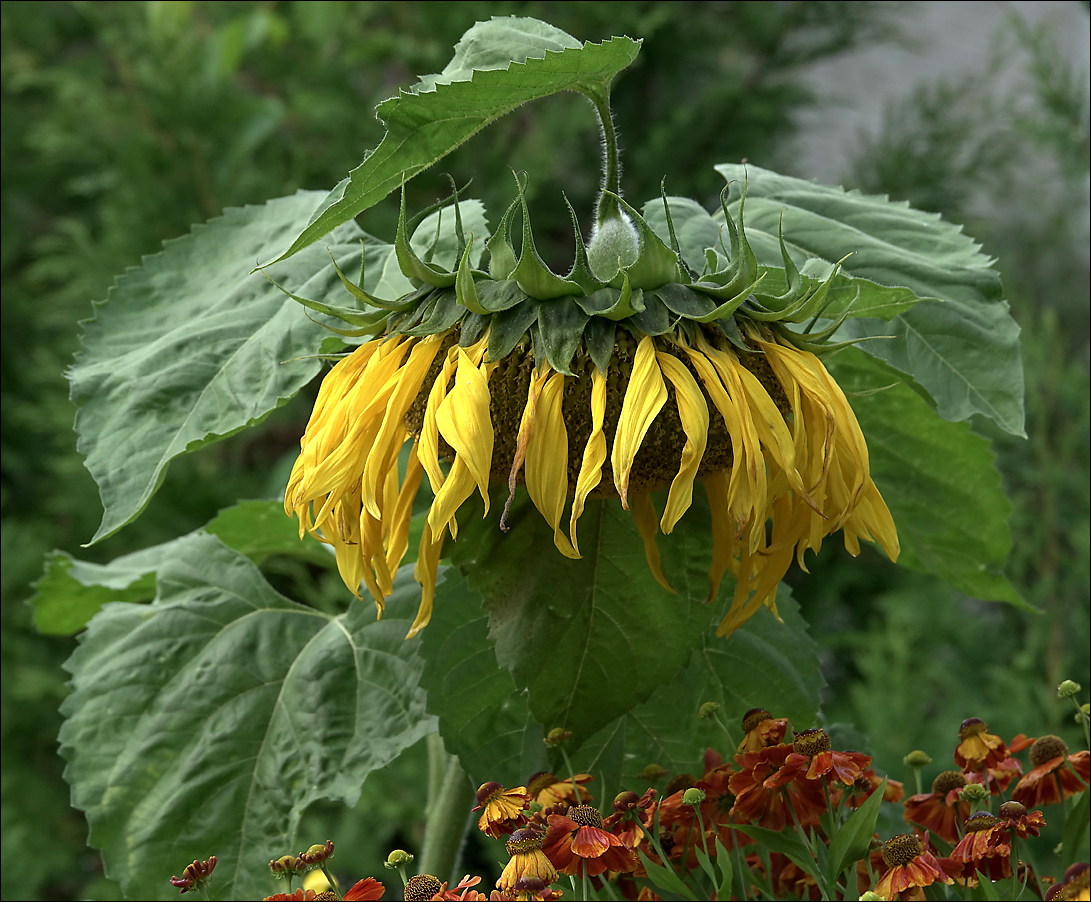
[1,2,1087,899]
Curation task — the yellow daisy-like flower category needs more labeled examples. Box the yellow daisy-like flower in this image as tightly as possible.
[282,186,899,638]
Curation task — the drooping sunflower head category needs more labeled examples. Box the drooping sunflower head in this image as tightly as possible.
[282,179,899,638]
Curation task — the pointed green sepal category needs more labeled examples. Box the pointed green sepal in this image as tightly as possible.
[535,299,590,375]
[395,185,457,288]
[455,237,490,314]
[562,193,607,294]
[486,193,520,280]
[583,317,617,374]
[510,177,582,299]
[575,270,644,320]
[259,271,394,329]
[329,246,418,311]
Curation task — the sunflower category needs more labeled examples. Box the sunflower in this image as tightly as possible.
[282,182,899,637]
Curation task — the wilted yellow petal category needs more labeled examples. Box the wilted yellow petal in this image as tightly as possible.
[436,347,494,514]
[384,447,424,574]
[612,336,667,508]
[506,367,548,505]
[526,372,578,559]
[427,455,476,541]
[656,351,708,533]
[408,521,446,638]
[569,367,607,555]
[362,335,442,518]
[419,347,460,496]
[630,491,676,594]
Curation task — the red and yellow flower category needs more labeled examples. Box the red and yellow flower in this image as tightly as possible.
[1012,736,1090,808]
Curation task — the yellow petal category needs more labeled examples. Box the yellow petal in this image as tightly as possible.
[427,455,477,541]
[384,447,424,574]
[506,367,549,506]
[612,336,667,508]
[569,367,607,555]
[361,335,442,518]
[436,347,494,514]
[408,520,446,637]
[655,351,709,533]
[630,491,676,594]
[419,346,460,496]
[526,371,579,559]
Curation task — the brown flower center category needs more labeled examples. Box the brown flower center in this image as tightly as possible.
[998,801,1027,820]
[402,327,788,498]
[567,804,604,828]
[742,708,773,733]
[506,829,545,855]
[793,728,832,757]
[958,717,989,740]
[881,834,923,867]
[404,874,443,901]
[931,770,967,797]
[1029,734,1068,767]
[527,772,560,797]
[665,773,697,796]
[965,812,999,833]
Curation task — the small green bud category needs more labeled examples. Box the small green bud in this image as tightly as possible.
[698,702,720,719]
[587,215,639,280]
[681,787,706,805]
[903,750,932,767]
[639,764,668,781]
[384,849,414,869]
[860,893,883,901]
[958,783,990,803]
[1058,679,1082,698]
[543,727,573,747]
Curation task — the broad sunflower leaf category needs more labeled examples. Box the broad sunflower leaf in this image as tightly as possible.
[829,348,1028,608]
[59,534,434,901]
[714,164,1025,437]
[417,567,548,787]
[272,18,641,263]
[31,500,333,636]
[577,584,822,783]
[70,191,388,545]
[448,490,712,746]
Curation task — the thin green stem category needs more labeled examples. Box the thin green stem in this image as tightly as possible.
[580,86,621,225]
[320,863,342,901]
[711,710,737,749]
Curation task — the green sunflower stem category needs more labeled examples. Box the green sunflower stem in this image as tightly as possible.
[581,85,622,226]
[419,739,475,884]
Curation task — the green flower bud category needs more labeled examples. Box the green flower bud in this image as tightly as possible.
[682,787,706,805]
[384,849,414,869]
[1058,679,1082,698]
[698,702,720,719]
[586,214,640,280]
[903,750,932,767]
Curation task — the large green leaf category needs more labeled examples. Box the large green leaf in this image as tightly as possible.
[714,164,1025,437]
[70,192,392,544]
[830,348,1028,607]
[642,196,920,321]
[418,567,548,787]
[447,490,713,746]
[578,584,823,784]
[31,501,333,636]
[272,18,641,263]
[59,534,434,901]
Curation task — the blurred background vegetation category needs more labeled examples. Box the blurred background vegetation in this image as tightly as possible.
[1,2,1087,898]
